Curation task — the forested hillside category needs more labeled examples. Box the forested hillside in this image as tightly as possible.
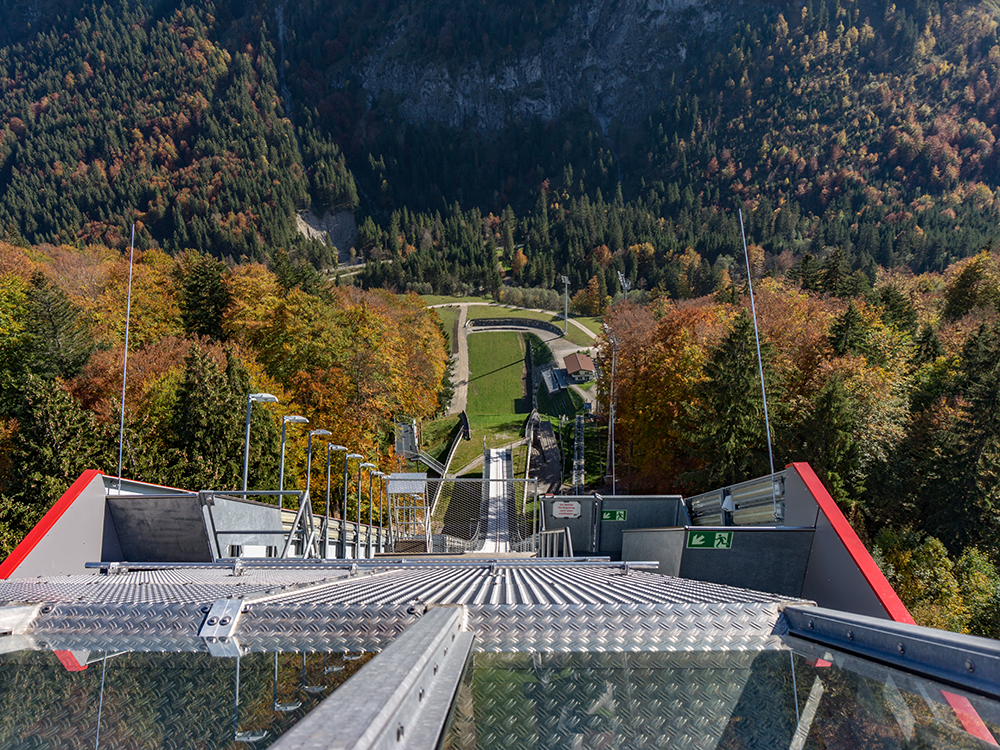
[3,0,1000,297]
[0,241,448,556]
[593,247,1000,635]
[0,0,356,261]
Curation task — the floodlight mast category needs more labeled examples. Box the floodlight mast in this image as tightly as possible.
[343,453,364,557]
[278,415,308,510]
[325,444,347,553]
[561,275,570,334]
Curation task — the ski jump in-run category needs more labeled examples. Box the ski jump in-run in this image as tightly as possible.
[479,448,512,553]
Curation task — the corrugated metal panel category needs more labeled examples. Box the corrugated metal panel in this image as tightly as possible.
[3,563,804,649]
[0,568,349,605]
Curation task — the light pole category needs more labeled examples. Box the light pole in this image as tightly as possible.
[367,470,379,558]
[561,275,570,335]
[343,453,364,557]
[325,444,347,557]
[305,429,332,500]
[243,393,278,494]
[278,415,308,510]
[374,472,387,553]
[357,462,376,558]
[603,325,618,496]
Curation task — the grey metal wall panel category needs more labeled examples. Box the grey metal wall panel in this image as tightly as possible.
[542,497,597,554]
[107,496,215,562]
[4,472,108,578]
[621,528,686,576]
[783,466,820,528]
[101,501,124,562]
[543,496,684,557]
[801,511,889,619]
[208,497,285,550]
[595,497,685,559]
[678,528,814,598]
[622,527,816,598]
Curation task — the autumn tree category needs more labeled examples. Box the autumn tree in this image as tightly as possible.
[0,376,111,540]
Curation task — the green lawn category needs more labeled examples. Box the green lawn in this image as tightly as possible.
[573,316,604,337]
[452,414,528,475]
[433,305,461,355]
[420,415,462,464]
[421,294,493,306]
[467,332,527,415]
[525,333,554,366]
[536,382,583,418]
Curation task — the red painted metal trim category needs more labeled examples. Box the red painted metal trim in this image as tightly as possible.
[943,691,998,745]
[789,463,998,746]
[0,469,103,580]
[787,462,915,626]
[54,650,88,672]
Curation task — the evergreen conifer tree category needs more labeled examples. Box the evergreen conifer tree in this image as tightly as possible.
[22,272,93,379]
[692,311,779,488]
[922,322,1000,557]
[180,255,231,341]
[829,302,869,357]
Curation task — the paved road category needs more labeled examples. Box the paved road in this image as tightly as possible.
[431,303,598,416]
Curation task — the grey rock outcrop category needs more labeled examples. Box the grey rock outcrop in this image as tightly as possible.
[352,0,737,132]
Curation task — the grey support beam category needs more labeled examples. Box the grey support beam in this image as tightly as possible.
[785,605,1000,700]
[270,605,472,750]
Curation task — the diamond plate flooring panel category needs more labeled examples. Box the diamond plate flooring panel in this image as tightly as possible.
[441,650,796,750]
[0,568,350,605]
[0,647,372,750]
[4,564,806,646]
[260,566,801,607]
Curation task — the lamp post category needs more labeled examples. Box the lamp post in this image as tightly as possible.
[367,471,386,557]
[278,415,308,510]
[561,275,570,334]
[357,462,376,558]
[243,393,278,494]
[603,325,618,496]
[325,444,347,557]
[305,430,332,501]
[374,472,387,553]
[343,453,364,557]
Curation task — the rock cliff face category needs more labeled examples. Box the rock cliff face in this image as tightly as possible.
[352,0,744,132]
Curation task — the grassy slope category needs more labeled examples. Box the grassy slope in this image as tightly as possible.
[433,305,461,355]
[467,332,526,415]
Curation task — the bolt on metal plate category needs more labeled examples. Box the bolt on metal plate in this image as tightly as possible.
[198,598,244,639]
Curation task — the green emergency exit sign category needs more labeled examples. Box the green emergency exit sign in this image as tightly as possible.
[686,530,734,549]
[600,510,627,522]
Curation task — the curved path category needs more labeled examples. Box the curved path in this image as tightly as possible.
[430,303,598,416]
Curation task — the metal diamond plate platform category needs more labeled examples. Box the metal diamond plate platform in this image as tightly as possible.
[441,650,778,750]
[0,567,351,605]
[1,563,807,649]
